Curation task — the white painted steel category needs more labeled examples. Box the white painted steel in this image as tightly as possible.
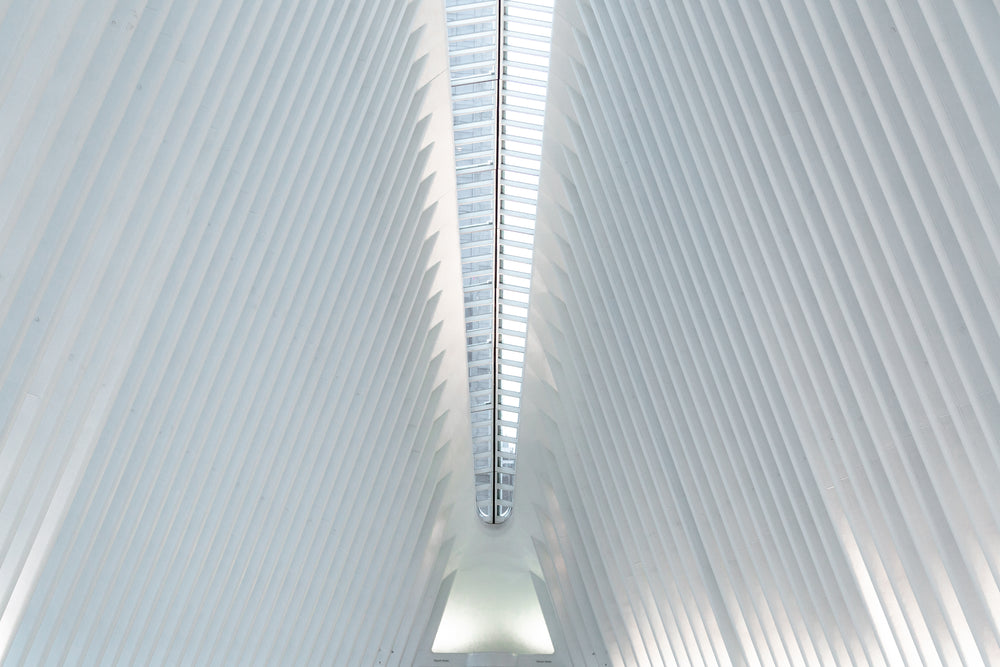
[3,0,1000,664]
[0,0,471,664]
[517,0,1000,664]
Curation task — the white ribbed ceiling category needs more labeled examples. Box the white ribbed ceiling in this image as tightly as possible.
[3,0,1000,665]
[519,0,1000,665]
[0,0,471,663]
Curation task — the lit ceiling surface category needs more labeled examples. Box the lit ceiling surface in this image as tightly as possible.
[445,0,553,524]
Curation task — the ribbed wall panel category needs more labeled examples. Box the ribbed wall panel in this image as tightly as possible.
[519,0,1000,665]
[6,0,1000,664]
[0,0,470,664]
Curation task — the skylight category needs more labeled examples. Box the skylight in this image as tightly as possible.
[445,0,552,523]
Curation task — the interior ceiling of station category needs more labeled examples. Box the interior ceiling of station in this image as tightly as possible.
[3,0,1000,665]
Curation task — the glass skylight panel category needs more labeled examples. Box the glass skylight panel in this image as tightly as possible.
[446,0,551,524]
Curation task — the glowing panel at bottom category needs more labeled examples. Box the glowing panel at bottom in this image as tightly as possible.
[431,569,554,655]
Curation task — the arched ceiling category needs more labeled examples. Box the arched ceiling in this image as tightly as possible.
[3,0,1000,665]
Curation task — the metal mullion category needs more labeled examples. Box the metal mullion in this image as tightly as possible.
[500,132,542,146]
[497,163,541,178]
[451,69,497,83]
[449,54,496,68]
[449,47,494,61]
[497,282,531,294]
[500,148,543,162]
[462,265,494,276]
[447,16,498,29]
[457,181,495,193]
[496,330,527,344]
[501,13,551,29]
[504,40,550,55]
[504,0,553,11]
[459,218,494,229]
[501,78,548,94]
[497,265,532,280]
[498,246,533,261]
[503,48,551,65]
[461,237,495,250]
[458,173,496,186]
[500,224,534,244]
[448,57,497,71]
[453,118,495,130]
[456,192,494,205]
[497,213,536,227]
[448,0,550,525]
[453,102,497,116]
[451,93,496,107]
[449,36,496,45]
[496,303,529,319]
[446,0,495,10]
[501,130,543,145]
[456,150,496,161]
[501,103,546,119]
[498,291,529,303]
[455,134,496,144]
[494,233,535,248]
[457,186,495,199]
[502,60,549,75]
[449,70,495,84]
[503,29,551,44]
[497,192,536,206]
[504,47,550,61]
[500,185,539,199]
[503,27,551,42]
[457,162,496,175]
[503,28,549,44]
[487,0,504,524]
[460,211,495,222]
[500,118,543,133]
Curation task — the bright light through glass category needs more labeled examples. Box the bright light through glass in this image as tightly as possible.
[446,0,552,523]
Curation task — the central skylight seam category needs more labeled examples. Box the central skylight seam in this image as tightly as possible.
[445,0,552,524]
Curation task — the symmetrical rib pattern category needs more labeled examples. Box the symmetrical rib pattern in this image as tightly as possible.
[0,0,470,664]
[5,0,1000,664]
[446,0,553,523]
[519,0,1000,664]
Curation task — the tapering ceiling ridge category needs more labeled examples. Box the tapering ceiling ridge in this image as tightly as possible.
[4,0,1000,664]
[445,0,553,524]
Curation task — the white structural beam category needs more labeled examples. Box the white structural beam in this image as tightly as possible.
[3,0,1000,664]
[0,0,471,664]
[518,0,1000,665]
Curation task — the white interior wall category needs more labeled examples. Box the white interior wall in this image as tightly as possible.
[0,0,472,664]
[519,0,1000,665]
[2,0,1000,665]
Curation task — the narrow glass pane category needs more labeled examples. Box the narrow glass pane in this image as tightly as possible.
[447,0,551,525]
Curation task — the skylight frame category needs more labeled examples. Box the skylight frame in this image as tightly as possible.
[445,0,552,524]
